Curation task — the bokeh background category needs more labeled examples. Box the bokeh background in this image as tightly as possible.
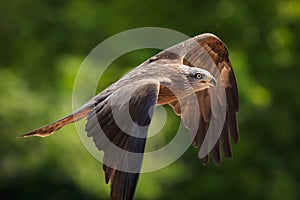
[1,0,300,199]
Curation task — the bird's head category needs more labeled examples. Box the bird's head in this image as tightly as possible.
[179,65,217,91]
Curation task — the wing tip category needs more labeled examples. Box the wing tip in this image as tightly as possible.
[17,129,54,138]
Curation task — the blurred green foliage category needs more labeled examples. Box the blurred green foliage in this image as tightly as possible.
[1,0,300,199]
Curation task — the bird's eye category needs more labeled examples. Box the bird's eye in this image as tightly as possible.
[196,73,202,79]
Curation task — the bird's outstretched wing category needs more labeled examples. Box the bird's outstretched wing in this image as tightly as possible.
[167,34,239,164]
[85,80,159,200]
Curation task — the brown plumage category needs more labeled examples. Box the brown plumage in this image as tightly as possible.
[20,33,239,200]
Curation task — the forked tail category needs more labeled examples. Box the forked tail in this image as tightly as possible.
[18,107,91,138]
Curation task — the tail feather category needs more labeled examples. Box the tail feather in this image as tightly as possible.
[18,107,91,138]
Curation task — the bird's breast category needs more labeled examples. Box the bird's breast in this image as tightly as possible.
[157,84,179,105]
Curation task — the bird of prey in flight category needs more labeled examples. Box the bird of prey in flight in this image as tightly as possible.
[20,33,239,200]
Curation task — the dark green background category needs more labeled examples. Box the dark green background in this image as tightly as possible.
[1,0,299,199]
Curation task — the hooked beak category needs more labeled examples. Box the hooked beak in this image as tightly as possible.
[208,76,217,88]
